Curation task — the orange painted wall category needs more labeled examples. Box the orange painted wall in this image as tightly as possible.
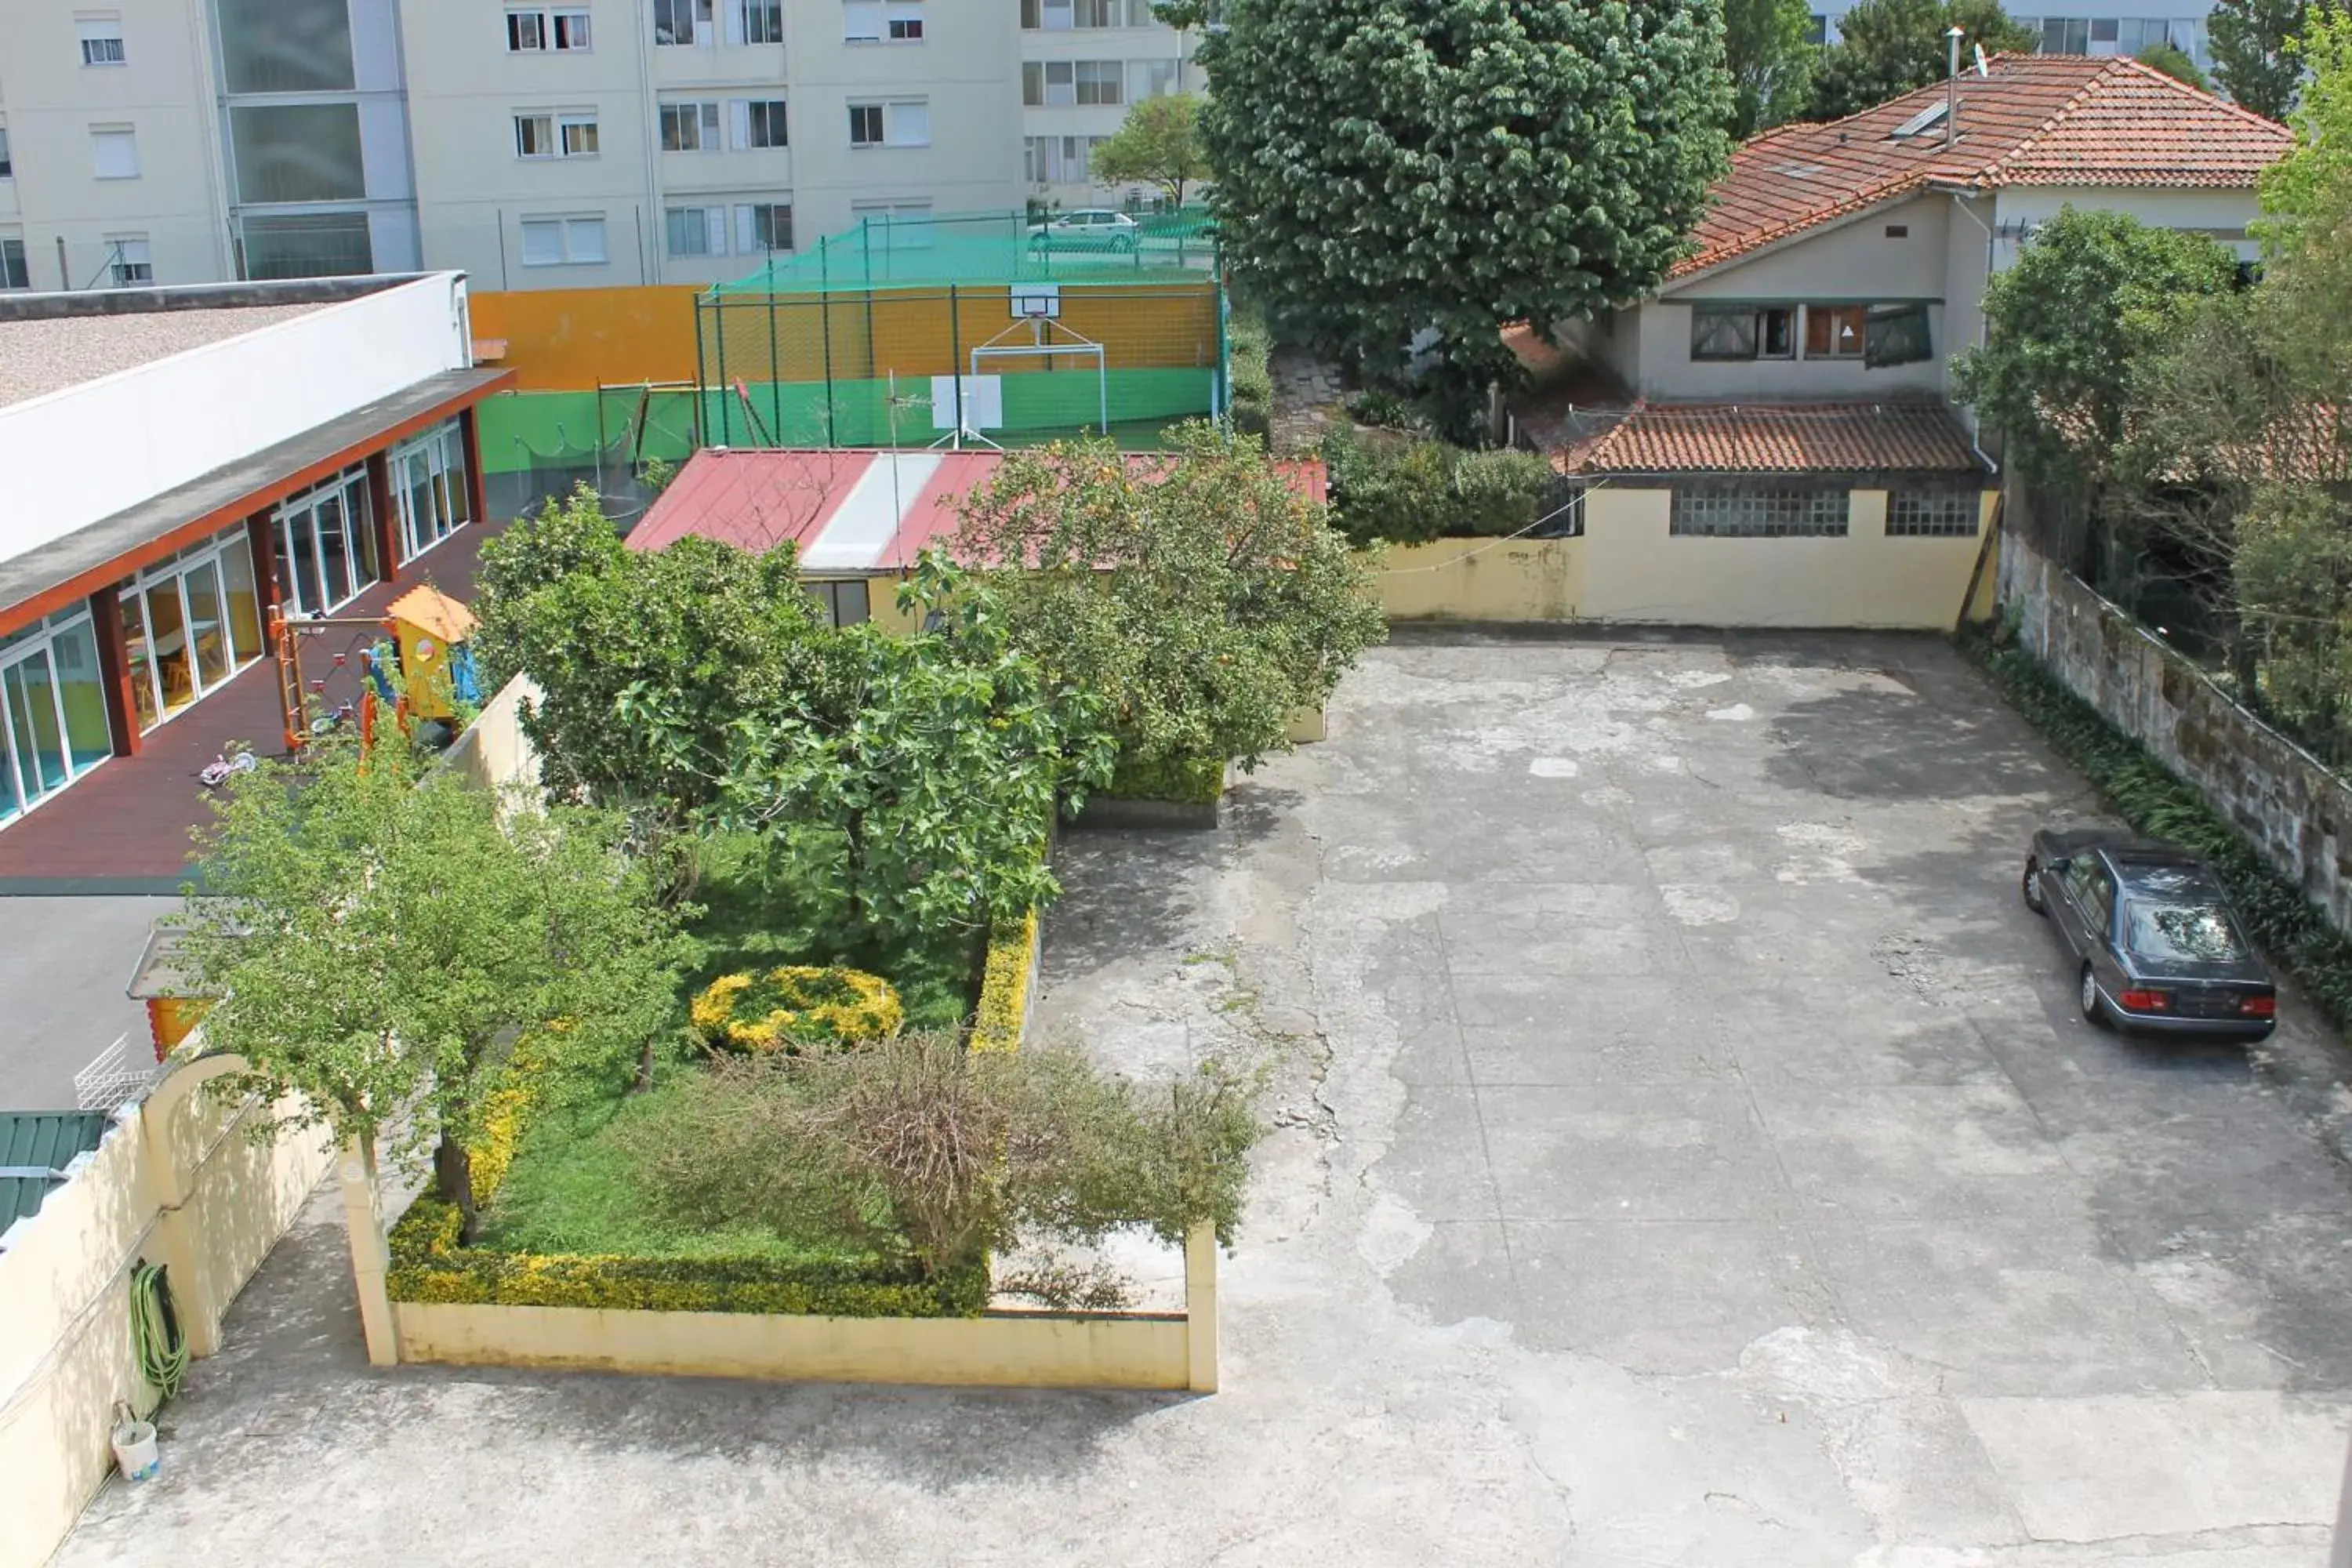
[471,286,703,392]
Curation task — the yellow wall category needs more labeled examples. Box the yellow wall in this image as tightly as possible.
[471,287,704,393]
[1377,488,1998,630]
[0,1058,334,1568]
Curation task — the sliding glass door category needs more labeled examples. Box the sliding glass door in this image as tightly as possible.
[391,419,474,562]
[118,524,268,734]
[273,466,379,618]
[0,608,111,825]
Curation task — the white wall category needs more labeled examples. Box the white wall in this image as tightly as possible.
[1992,186,2263,263]
[0,273,473,564]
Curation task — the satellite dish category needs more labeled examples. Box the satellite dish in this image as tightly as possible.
[1973,43,1991,74]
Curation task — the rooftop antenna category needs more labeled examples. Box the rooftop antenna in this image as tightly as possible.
[1945,26,1965,147]
[1973,42,1991,75]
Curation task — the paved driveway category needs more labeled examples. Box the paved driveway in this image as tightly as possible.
[53,633,2352,1566]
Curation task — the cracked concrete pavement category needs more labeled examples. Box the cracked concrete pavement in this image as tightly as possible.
[51,632,2352,1566]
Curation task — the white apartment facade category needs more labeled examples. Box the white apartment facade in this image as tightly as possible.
[0,0,1199,295]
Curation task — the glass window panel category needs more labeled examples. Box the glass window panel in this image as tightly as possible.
[50,617,111,772]
[118,590,159,731]
[144,581,194,717]
[404,449,434,557]
[318,494,354,608]
[243,212,373,280]
[285,503,323,614]
[216,0,355,93]
[444,426,475,525]
[5,653,68,801]
[218,532,263,662]
[183,558,230,694]
[230,104,366,204]
[347,476,379,591]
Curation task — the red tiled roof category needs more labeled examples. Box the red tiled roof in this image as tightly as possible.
[1558,401,1988,475]
[1679,55,2291,278]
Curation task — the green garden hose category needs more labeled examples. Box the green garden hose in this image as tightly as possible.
[130,1262,189,1401]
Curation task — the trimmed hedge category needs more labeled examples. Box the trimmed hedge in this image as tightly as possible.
[1103,755,1225,805]
[1320,424,1560,547]
[1227,304,1272,441]
[688,964,904,1054]
[971,909,1038,1055]
[1965,632,2352,1029]
[387,1199,987,1317]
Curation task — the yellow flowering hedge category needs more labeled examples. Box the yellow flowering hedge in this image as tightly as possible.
[385,1200,987,1317]
[970,909,1037,1055]
[689,965,903,1054]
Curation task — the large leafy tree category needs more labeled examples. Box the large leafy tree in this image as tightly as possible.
[1808,0,2036,121]
[698,557,1115,945]
[2137,40,2212,89]
[471,485,838,895]
[174,738,682,1241]
[1950,207,2238,506]
[2209,0,2322,120]
[1091,93,1211,209]
[1195,0,1730,404]
[1727,0,1823,135]
[952,423,1388,771]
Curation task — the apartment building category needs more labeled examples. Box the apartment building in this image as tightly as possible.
[0,1,1198,295]
[1813,1,2216,65]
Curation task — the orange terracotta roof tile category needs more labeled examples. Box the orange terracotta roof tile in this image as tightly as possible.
[1559,401,1989,475]
[1677,55,2291,278]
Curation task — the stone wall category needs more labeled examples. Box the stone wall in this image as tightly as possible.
[1999,534,2352,932]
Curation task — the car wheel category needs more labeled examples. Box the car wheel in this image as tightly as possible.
[2078,964,2111,1029]
[2022,857,2045,914]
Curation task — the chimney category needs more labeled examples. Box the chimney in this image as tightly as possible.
[1945,26,1965,147]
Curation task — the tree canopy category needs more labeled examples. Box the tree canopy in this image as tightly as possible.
[952,424,1388,771]
[1807,0,2035,121]
[1091,93,1210,209]
[1726,0,1822,135]
[2136,40,2212,89]
[1195,0,1730,405]
[2209,0,2319,120]
[173,737,682,1240]
[1949,206,2238,504]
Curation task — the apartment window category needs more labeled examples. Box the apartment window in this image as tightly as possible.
[106,236,153,286]
[849,100,927,147]
[216,0,353,90]
[660,101,723,152]
[664,205,727,257]
[1670,483,1849,538]
[735,200,793,254]
[1690,306,1757,361]
[1025,60,1119,106]
[517,113,599,158]
[2040,16,2089,52]
[392,421,474,563]
[1023,0,1075,27]
[1804,303,1867,359]
[844,0,882,41]
[888,2,927,38]
[520,214,608,265]
[242,212,372,278]
[654,0,713,45]
[1131,59,1180,98]
[1025,134,1102,183]
[0,128,12,180]
[78,15,127,67]
[231,104,365,202]
[509,9,592,50]
[91,126,139,180]
[741,0,784,43]
[1076,60,1123,104]
[805,579,871,626]
[1,239,28,290]
[1886,486,1981,538]
[742,100,789,148]
[1862,303,1933,367]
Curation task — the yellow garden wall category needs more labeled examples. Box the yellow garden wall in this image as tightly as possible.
[0,1059,333,1568]
[1374,488,1998,630]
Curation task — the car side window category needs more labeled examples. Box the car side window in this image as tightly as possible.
[2063,856,2096,904]
[2083,865,2117,938]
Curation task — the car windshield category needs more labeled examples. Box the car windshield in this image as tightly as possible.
[2122,900,2248,964]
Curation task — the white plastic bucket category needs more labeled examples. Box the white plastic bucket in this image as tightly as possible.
[111,1418,159,1482]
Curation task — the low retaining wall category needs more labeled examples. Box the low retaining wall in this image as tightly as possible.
[1374,487,2000,629]
[2000,535,2352,932]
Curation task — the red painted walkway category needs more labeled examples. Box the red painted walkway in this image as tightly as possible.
[0,525,499,893]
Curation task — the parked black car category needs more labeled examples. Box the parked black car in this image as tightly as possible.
[2023,830,2277,1039]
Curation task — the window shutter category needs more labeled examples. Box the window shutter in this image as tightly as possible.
[730,100,750,150]
[889,100,929,145]
[844,0,881,40]
[521,220,563,266]
[706,207,728,253]
[723,0,746,45]
[735,205,757,252]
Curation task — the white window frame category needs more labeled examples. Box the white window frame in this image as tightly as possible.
[390,419,474,563]
[91,125,139,180]
[105,235,151,285]
[78,15,127,67]
[663,205,727,257]
[884,99,929,147]
[0,125,13,181]
[1130,58,1179,100]
[554,9,591,48]
[886,1,926,40]
[739,0,784,43]
[659,100,723,153]
[269,465,379,621]
[654,0,713,45]
[0,238,27,290]
[848,102,885,147]
[514,113,556,158]
[1075,60,1123,105]
[520,214,607,266]
[559,113,599,156]
[507,8,592,51]
[844,0,883,42]
[737,99,788,149]
[506,9,546,50]
[734,199,793,255]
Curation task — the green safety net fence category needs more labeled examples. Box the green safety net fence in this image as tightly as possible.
[706,208,1219,295]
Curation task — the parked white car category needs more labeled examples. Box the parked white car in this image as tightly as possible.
[1026,209,1142,252]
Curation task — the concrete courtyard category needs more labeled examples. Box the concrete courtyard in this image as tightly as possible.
[52,632,2352,1566]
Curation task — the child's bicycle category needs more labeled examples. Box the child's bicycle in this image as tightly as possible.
[198,751,258,789]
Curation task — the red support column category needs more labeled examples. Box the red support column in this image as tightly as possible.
[366,452,401,586]
[459,405,490,528]
[88,586,140,759]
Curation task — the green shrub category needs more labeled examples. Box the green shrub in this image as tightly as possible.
[971,909,1038,1055]
[1322,425,1559,546]
[1965,632,2352,1029]
[688,965,904,1054]
[1345,388,1415,429]
[1104,754,1225,804]
[1227,304,1272,440]
[387,1197,986,1317]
